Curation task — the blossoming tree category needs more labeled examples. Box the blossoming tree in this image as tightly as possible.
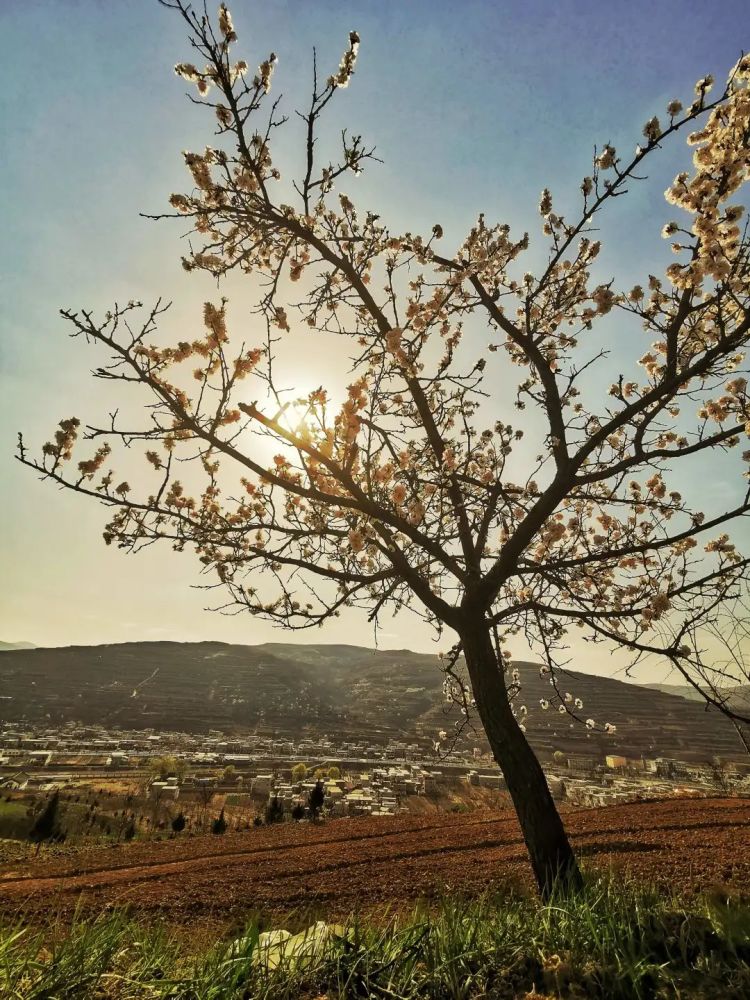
[17,1,750,894]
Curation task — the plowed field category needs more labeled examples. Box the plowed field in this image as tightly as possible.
[1,798,747,926]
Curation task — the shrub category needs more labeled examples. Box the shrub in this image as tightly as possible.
[211,808,227,835]
[264,796,284,824]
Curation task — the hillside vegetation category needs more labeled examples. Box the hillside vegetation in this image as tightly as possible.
[0,641,745,761]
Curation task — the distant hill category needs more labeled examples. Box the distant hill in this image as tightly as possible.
[642,681,750,711]
[729,685,750,712]
[0,641,36,652]
[640,682,703,702]
[0,641,746,762]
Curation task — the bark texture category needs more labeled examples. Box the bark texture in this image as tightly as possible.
[462,623,583,897]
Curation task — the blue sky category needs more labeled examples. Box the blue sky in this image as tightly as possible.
[1,0,748,675]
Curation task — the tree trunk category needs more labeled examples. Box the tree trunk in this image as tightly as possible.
[461,623,583,897]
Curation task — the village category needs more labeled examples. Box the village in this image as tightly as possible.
[1,722,748,832]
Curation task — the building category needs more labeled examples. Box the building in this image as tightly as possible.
[605,755,628,769]
[0,771,30,790]
[149,781,180,800]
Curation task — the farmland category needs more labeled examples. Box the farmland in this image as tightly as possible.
[1,796,747,930]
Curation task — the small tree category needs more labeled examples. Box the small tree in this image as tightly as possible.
[122,818,137,842]
[710,756,734,794]
[150,755,186,781]
[291,802,306,821]
[264,795,284,824]
[221,764,236,784]
[327,766,342,780]
[29,791,62,855]
[195,780,215,824]
[18,3,750,895]
[291,763,308,783]
[212,807,227,834]
[171,811,187,833]
[308,780,326,821]
[150,783,165,825]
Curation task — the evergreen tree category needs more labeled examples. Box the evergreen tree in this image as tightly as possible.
[29,791,62,855]
[171,811,187,833]
[212,808,227,835]
[308,780,326,821]
[264,796,284,824]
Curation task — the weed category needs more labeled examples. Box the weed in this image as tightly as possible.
[0,876,748,998]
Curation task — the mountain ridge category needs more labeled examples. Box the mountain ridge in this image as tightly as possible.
[0,640,746,762]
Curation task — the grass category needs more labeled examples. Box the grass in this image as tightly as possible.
[0,800,32,841]
[0,876,748,998]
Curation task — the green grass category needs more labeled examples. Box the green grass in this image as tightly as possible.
[224,793,253,807]
[0,877,748,998]
[0,800,31,840]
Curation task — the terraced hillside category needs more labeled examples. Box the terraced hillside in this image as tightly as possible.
[0,642,746,761]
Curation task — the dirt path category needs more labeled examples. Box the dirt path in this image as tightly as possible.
[1,798,747,926]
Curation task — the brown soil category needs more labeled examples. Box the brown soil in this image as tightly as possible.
[1,797,747,928]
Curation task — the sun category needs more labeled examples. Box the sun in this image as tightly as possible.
[273,380,338,437]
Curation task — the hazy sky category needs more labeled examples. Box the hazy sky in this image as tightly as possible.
[2,0,748,680]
